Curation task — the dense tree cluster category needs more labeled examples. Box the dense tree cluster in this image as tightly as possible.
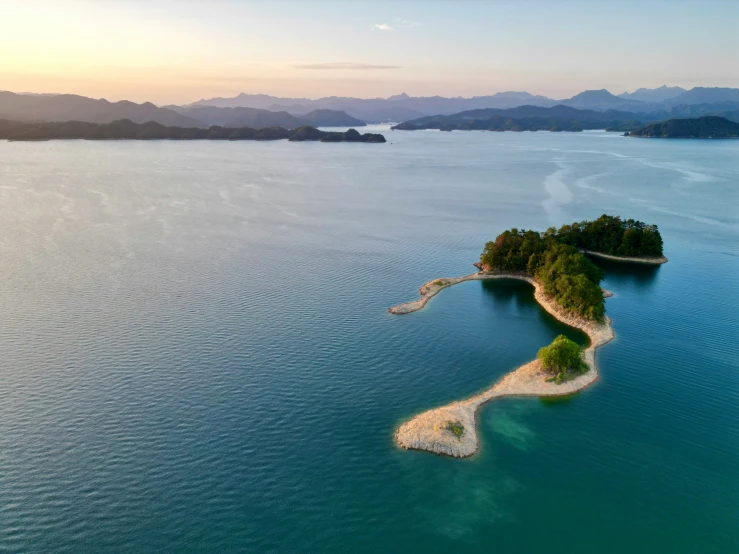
[554,214,663,256]
[479,215,663,320]
[481,229,605,320]
[537,335,587,383]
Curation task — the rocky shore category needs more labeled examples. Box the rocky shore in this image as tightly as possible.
[391,271,614,458]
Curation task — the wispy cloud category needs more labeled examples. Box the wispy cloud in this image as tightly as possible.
[371,19,420,32]
[292,62,400,70]
[371,23,394,32]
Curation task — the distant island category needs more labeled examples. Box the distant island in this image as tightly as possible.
[0,119,386,143]
[626,116,739,138]
[392,214,665,458]
[391,105,646,132]
[391,102,739,134]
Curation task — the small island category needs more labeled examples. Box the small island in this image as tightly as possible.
[626,116,739,138]
[392,215,665,457]
[0,119,386,143]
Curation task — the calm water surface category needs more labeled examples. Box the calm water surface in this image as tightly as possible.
[0,128,737,552]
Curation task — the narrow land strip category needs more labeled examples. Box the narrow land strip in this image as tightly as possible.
[391,271,614,457]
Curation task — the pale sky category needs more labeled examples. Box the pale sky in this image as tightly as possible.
[1,0,737,104]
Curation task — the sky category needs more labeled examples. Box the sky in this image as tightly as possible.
[1,0,737,104]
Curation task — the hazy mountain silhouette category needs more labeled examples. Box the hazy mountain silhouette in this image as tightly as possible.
[298,109,366,127]
[618,86,687,103]
[0,91,202,127]
[392,101,739,132]
[172,106,307,129]
[559,89,653,112]
[4,87,739,129]
[186,91,557,122]
[665,87,739,107]
[171,105,366,128]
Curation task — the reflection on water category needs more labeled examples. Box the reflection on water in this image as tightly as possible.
[538,394,579,406]
[479,278,536,311]
[585,256,662,291]
[480,279,590,347]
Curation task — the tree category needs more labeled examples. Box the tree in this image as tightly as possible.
[537,335,586,380]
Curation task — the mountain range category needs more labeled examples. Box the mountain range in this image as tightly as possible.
[2,86,739,129]
[185,87,739,122]
[392,103,739,132]
[0,91,367,129]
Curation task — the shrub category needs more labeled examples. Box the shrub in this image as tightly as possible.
[444,420,464,438]
[537,335,588,380]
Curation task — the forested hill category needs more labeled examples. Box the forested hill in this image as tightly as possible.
[627,116,739,138]
[0,119,386,143]
[479,215,664,320]
[392,104,647,132]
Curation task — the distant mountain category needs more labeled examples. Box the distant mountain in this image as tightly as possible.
[665,87,739,107]
[186,93,312,110]
[0,91,202,127]
[171,105,365,128]
[269,104,311,115]
[181,88,739,121]
[172,106,307,129]
[645,101,739,120]
[0,118,386,143]
[392,104,647,131]
[618,86,686,103]
[708,109,739,123]
[298,109,366,127]
[627,116,739,138]
[559,89,652,112]
[186,91,558,123]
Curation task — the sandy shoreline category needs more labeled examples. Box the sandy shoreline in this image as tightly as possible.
[580,249,668,264]
[391,271,614,458]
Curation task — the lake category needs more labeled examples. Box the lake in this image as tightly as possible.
[0,128,737,552]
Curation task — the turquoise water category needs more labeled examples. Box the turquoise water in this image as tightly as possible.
[0,129,737,552]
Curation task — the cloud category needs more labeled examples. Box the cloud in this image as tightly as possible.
[371,23,394,31]
[292,62,400,70]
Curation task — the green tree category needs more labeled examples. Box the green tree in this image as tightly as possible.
[537,335,587,379]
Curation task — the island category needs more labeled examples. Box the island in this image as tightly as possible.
[0,119,386,143]
[391,105,647,133]
[626,116,739,138]
[392,215,665,457]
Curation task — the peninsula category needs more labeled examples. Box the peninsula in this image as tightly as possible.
[0,119,386,143]
[392,215,665,457]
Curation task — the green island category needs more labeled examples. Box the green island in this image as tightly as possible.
[391,214,665,457]
[627,116,739,138]
[479,214,664,320]
[0,118,386,143]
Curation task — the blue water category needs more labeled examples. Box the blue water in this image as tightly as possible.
[0,129,737,552]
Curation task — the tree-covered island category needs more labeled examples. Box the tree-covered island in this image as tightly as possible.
[479,215,664,320]
[627,116,739,138]
[0,119,386,143]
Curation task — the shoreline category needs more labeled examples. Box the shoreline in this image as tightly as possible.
[391,271,614,458]
[579,249,667,265]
